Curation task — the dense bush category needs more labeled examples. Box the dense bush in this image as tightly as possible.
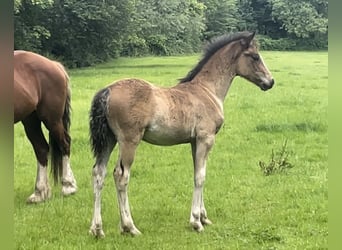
[257,35,327,51]
[146,35,169,56]
[257,35,295,51]
[14,0,328,67]
[121,35,149,57]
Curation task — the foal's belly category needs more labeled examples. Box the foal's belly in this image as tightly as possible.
[143,124,192,146]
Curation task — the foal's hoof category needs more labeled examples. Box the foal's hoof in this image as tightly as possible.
[120,225,142,236]
[201,217,213,225]
[89,227,105,238]
[191,221,204,232]
[129,227,142,236]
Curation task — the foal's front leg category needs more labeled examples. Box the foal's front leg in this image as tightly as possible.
[190,136,214,232]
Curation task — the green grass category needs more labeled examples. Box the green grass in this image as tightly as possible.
[14,51,327,249]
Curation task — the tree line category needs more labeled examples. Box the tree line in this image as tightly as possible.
[14,0,328,68]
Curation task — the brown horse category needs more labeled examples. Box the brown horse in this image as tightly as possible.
[14,50,77,203]
[89,31,274,237]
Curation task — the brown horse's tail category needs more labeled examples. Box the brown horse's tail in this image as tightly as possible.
[89,87,116,163]
[50,62,71,184]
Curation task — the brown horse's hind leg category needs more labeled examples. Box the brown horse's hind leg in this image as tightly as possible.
[47,121,77,196]
[113,141,141,236]
[22,113,51,203]
[61,154,77,196]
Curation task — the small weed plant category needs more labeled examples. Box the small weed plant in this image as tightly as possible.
[259,139,294,176]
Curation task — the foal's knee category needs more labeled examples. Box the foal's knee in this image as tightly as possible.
[194,168,206,187]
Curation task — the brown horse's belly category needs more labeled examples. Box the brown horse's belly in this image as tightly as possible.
[13,81,37,123]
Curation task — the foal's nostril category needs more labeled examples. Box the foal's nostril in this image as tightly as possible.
[260,78,274,91]
[269,79,274,88]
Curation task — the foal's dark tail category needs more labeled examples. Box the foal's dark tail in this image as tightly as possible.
[89,87,116,162]
[50,63,71,184]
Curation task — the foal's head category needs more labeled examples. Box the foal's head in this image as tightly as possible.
[234,32,274,91]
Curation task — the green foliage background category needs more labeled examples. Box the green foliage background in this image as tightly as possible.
[14,0,328,67]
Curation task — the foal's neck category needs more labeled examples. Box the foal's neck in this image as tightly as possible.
[191,42,238,102]
[192,63,236,103]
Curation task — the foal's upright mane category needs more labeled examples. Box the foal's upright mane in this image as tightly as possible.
[179,31,253,83]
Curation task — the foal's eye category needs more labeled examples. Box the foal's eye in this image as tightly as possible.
[251,54,260,61]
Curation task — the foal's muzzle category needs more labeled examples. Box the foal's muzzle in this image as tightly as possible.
[260,79,275,91]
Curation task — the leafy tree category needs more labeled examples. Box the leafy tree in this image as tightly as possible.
[14,0,328,67]
[43,0,135,67]
[236,0,286,38]
[123,0,206,56]
[15,0,135,67]
[251,0,281,37]
[200,0,239,40]
[14,0,53,52]
[270,0,328,38]
[236,0,256,31]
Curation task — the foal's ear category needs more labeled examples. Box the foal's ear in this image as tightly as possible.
[240,31,256,49]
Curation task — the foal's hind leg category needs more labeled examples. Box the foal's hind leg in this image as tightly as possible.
[89,135,116,238]
[114,141,141,236]
[22,114,51,203]
[89,155,111,237]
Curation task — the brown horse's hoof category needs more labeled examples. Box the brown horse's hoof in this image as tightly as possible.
[26,189,51,204]
[62,182,77,196]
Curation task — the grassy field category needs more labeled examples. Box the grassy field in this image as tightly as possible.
[14,51,327,249]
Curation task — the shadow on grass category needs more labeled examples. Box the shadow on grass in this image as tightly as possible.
[254,122,327,133]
